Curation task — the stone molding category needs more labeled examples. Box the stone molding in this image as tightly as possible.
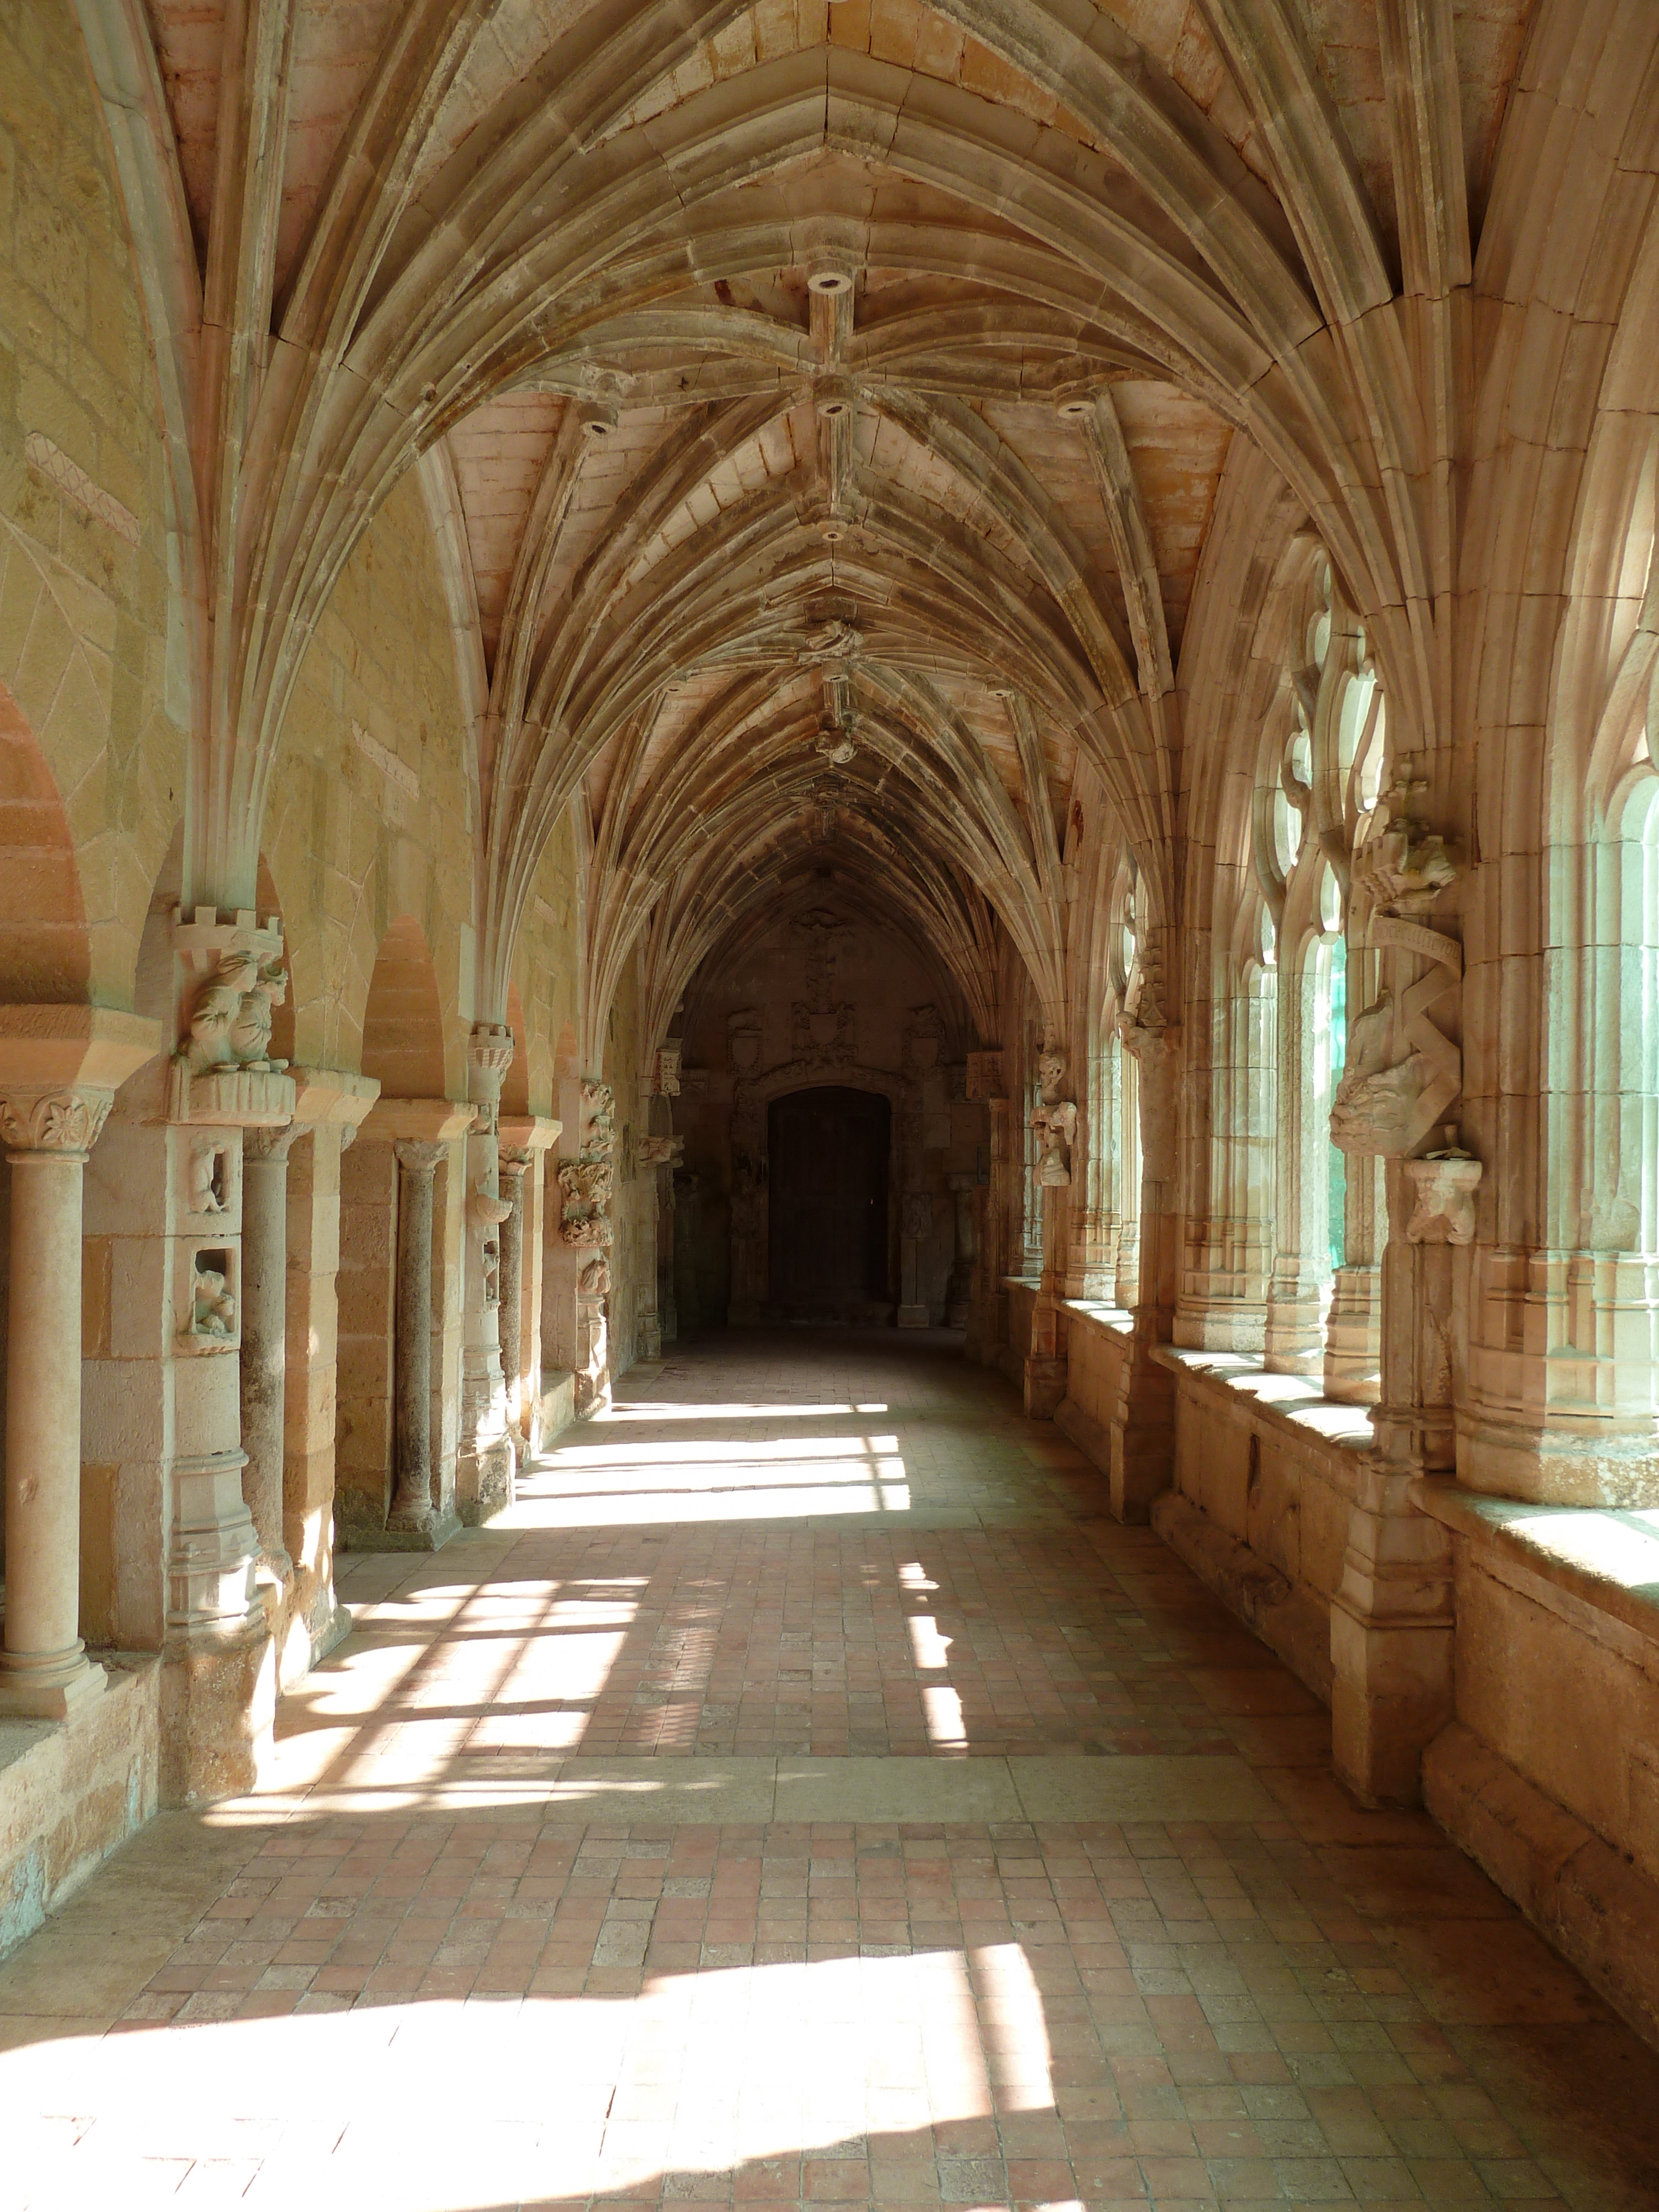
[498,1113,561,1159]
[290,1065,381,1133]
[359,1096,476,1148]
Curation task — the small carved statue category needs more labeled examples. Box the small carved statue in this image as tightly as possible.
[190,1266,237,1339]
[187,1142,227,1214]
[184,950,290,1074]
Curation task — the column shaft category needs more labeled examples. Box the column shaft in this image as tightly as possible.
[239,1129,298,1577]
[498,1161,526,1433]
[390,1145,439,1531]
[2,1148,96,1710]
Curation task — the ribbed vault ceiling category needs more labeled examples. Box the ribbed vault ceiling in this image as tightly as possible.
[129,0,1533,1051]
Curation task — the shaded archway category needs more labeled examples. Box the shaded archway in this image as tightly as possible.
[766,1086,893,1323]
[0,680,89,1005]
[361,915,446,1099]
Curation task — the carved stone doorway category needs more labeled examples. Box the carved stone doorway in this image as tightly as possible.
[766,1087,891,1322]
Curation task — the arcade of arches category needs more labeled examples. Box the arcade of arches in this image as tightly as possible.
[3,0,1659,2193]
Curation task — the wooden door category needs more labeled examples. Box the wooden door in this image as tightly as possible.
[766,1086,890,1317]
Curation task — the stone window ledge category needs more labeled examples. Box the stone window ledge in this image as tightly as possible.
[1060,1298,1134,1337]
[1150,1342,1376,1454]
[1412,1481,1659,1655]
[1000,1274,1042,1292]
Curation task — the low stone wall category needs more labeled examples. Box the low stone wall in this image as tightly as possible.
[1150,1348,1371,1700]
[1417,1487,1659,2044]
[0,1657,160,1959]
[1054,1302,1131,1478]
[1000,1276,1037,1383]
[1042,1322,1659,2048]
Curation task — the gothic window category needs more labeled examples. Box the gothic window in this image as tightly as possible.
[1251,554,1387,1380]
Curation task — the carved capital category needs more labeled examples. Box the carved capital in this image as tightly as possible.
[0,1086,112,1158]
[243,1120,304,1162]
[394,1138,446,1176]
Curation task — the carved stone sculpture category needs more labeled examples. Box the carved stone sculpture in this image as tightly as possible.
[188,1265,237,1341]
[1032,1098,1077,1186]
[182,950,289,1075]
[1404,1135,1483,1245]
[188,1141,228,1213]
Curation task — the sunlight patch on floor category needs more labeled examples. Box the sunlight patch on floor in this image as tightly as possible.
[2,1949,1027,2211]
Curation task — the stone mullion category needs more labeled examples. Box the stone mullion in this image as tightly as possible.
[1263,952,1326,1371]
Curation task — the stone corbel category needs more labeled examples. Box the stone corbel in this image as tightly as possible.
[1404,1137,1482,1245]
[169,907,295,1126]
[0,1005,161,1153]
[358,1096,477,1150]
[498,1114,561,1167]
[290,1065,381,1144]
[638,1135,684,1168]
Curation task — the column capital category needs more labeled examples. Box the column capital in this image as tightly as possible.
[394,1138,447,1175]
[243,1120,305,1162]
[1,1086,113,1160]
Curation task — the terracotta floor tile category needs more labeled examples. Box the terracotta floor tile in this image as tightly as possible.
[2,1335,1657,2208]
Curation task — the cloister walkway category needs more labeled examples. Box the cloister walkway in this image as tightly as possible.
[3,1332,1658,2209]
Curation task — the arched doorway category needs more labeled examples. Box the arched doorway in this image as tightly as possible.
[766,1087,891,1322]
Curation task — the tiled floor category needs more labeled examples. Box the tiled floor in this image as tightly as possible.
[3,1331,1659,2209]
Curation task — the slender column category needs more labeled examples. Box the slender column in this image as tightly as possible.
[0,1087,111,1718]
[240,1121,303,1582]
[389,1140,442,1533]
[498,1151,528,1432]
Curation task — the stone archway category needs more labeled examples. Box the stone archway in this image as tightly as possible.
[727,1061,910,1327]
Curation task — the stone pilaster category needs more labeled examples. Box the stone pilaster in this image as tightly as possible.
[239,1121,304,1589]
[458,1024,517,1525]
[0,1008,154,1717]
[498,1114,560,1449]
[345,1096,474,1549]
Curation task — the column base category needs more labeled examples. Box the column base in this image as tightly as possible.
[457,1436,516,1526]
[0,1650,106,1723]
[160,1619,275,1806]
[343,1507,462,1554]
[897,1305,931,1329]
[1329,1599,1454,1808]
[1023,1355,1067,1418]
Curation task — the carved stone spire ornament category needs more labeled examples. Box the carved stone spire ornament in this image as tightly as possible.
[560,1079,617,1246]
[1331,773,1475,1172]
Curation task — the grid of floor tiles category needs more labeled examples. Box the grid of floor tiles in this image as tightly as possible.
[3,1332,1658,2209]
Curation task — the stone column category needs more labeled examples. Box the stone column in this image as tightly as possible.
[497,1150,528,1428]
[458,1024,517,1524]
[389,1139,443,1536]
[499,1113,560,1447]
[0,1090,109,1718]
[1109,1015,1181,1522]
[0,1008,156,1722]
[239,1121,303,1585]
[898,1191,931,1327]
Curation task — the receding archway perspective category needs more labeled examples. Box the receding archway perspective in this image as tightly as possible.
[5,0,1659,2199]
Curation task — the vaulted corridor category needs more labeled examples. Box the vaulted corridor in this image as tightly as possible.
[3,1334,1656,2210]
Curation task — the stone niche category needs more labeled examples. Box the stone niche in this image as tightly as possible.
[671,899,986,1328]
